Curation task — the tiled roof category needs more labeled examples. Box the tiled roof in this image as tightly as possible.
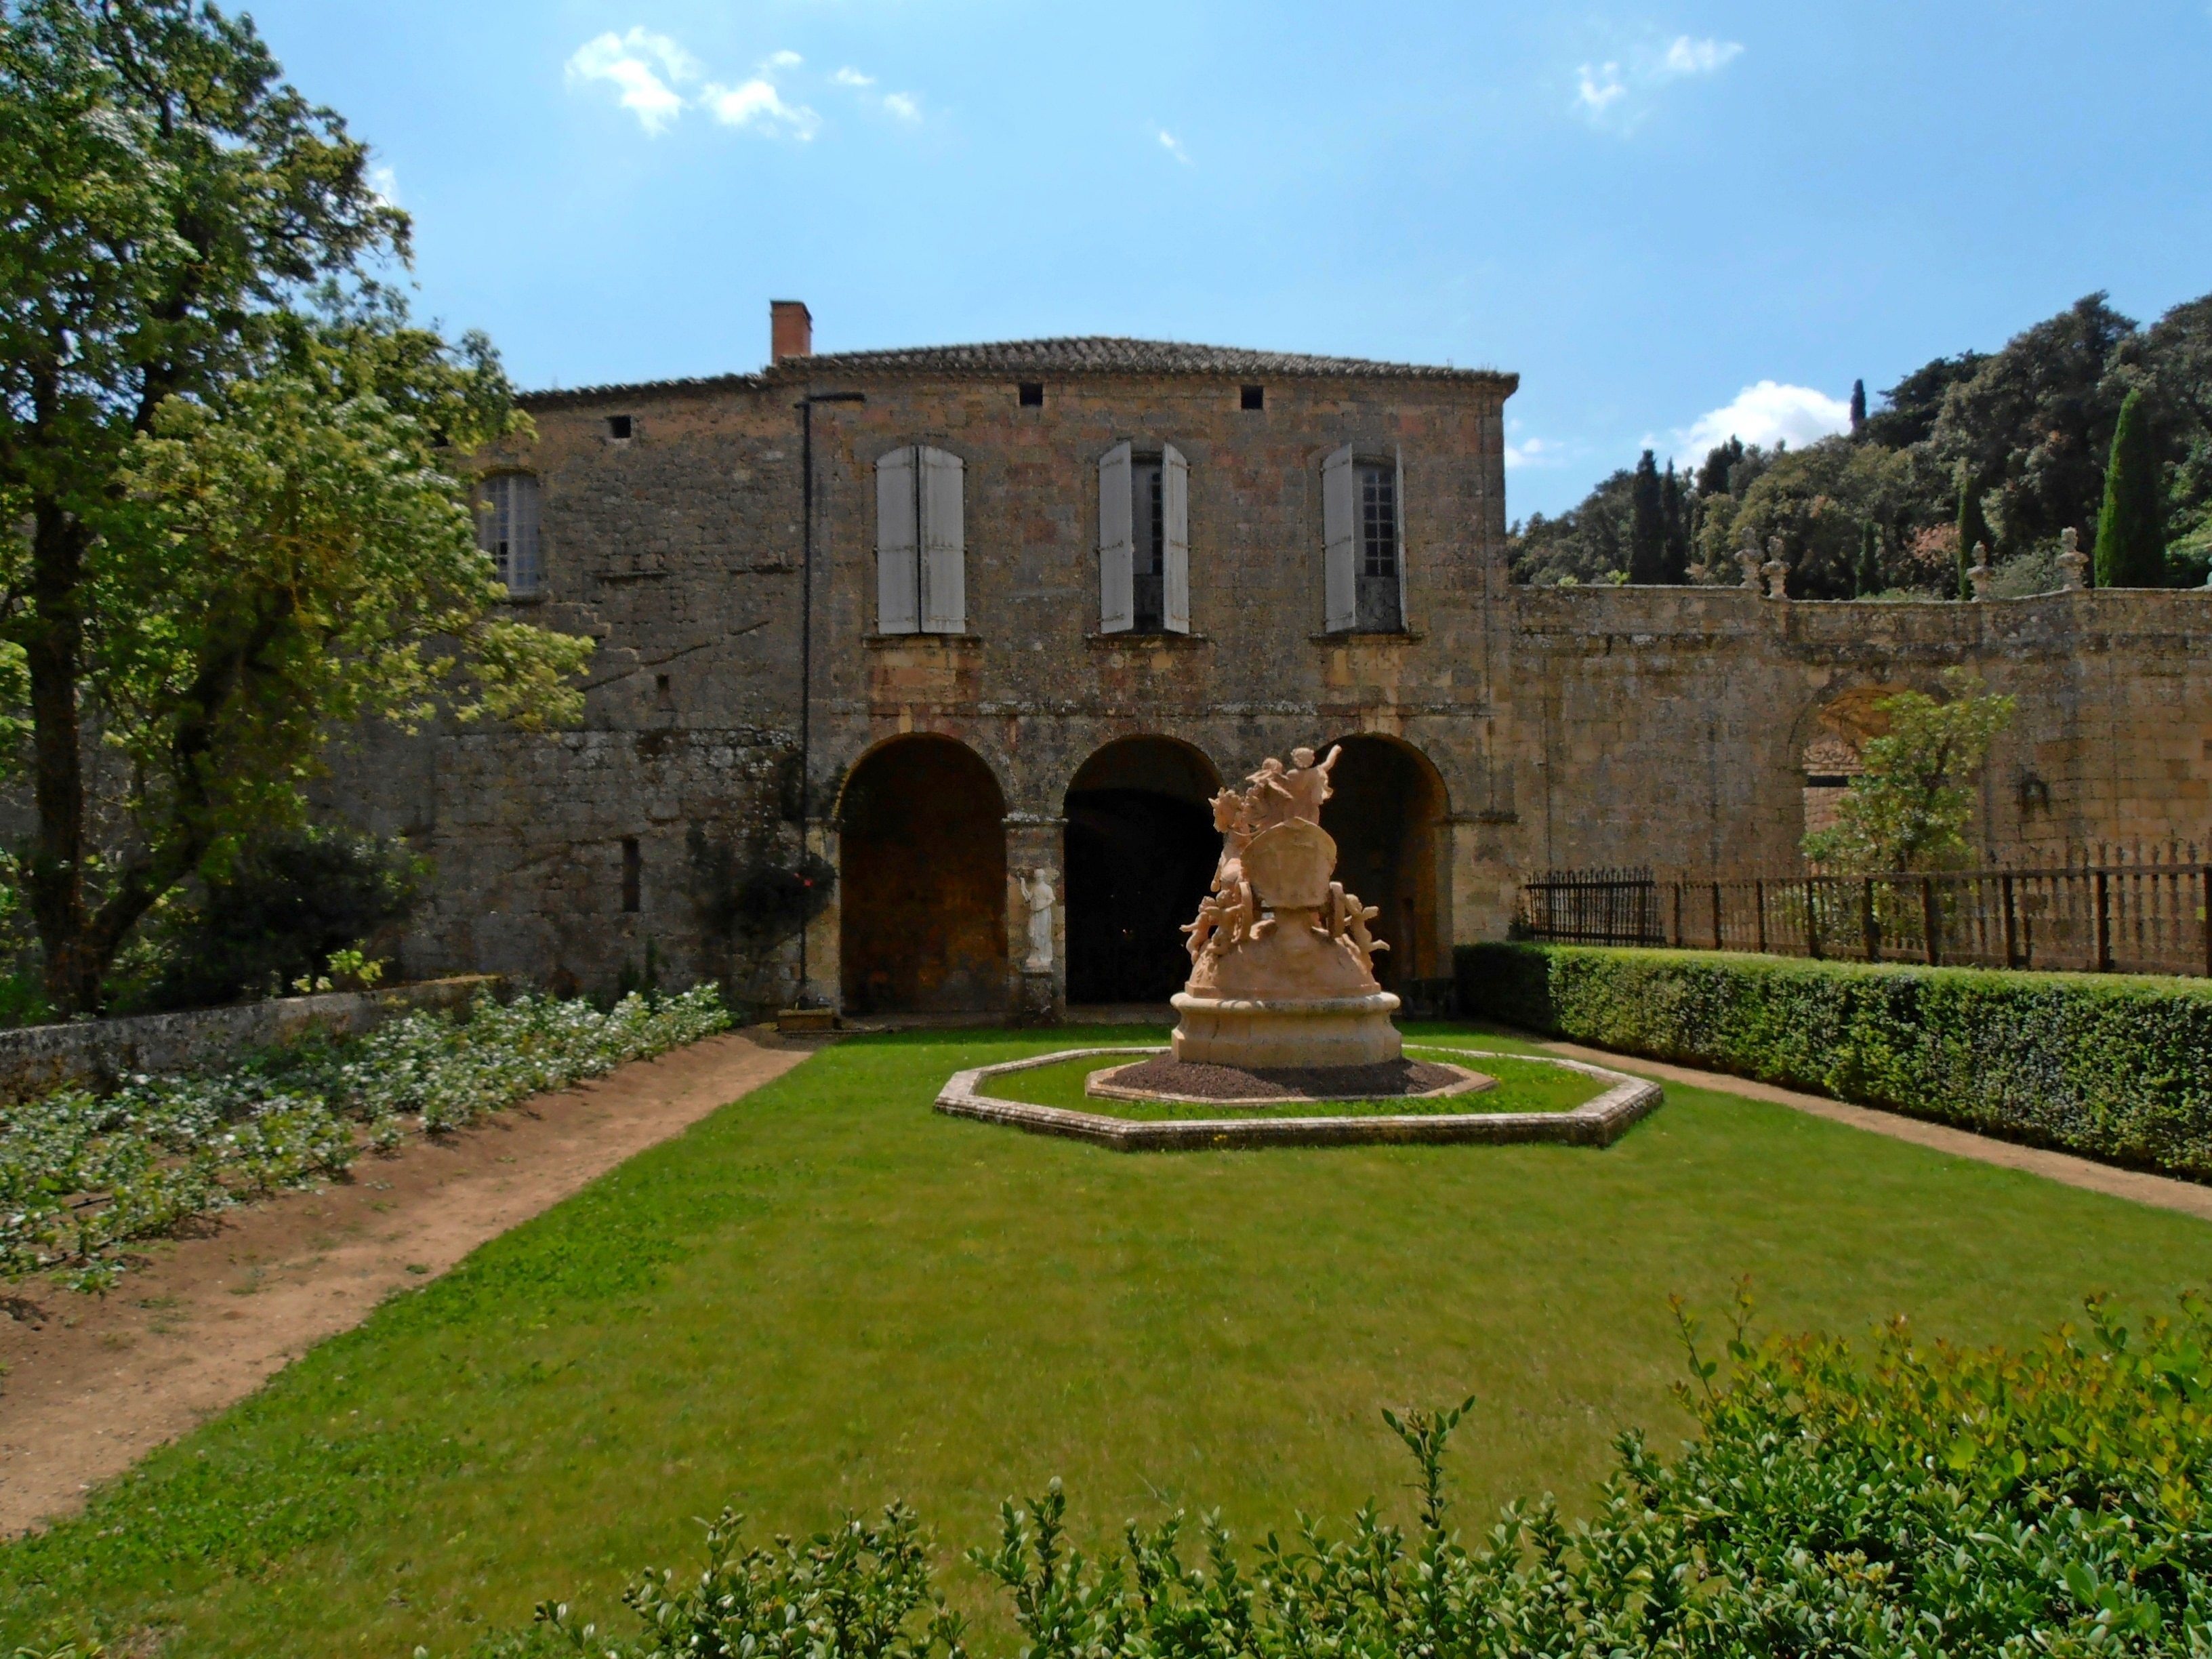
[798,335,1513,383]
[521,336,1513,406]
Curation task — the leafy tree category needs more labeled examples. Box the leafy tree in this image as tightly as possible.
[1801,669,2016,871]
[1696,436,1745,497]
[1697,437,1914,598]
[0,0,591,1011]
[1855,520,1882,596]
[1956,469,1993,599]
[2094,388,2165,586]
[1627,449,1665,581]
[1848,377,1866,437]
[1507,467,1637,586]
[1931,293,2136,554]
[1861,352,1986,449]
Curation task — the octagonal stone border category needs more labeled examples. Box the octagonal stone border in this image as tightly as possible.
[934,1046,1663,1152]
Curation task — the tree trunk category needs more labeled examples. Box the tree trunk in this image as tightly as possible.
[24,502,101,1014]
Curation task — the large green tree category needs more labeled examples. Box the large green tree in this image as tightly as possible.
[2094,388,2165,586]
[0,0,590,1011]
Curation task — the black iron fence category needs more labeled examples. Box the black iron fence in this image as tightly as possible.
[1517,844,2212,978]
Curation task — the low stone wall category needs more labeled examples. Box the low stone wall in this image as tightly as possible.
[0,976,500,1103]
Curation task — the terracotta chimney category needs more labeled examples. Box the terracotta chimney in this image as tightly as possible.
[770,300,813,363]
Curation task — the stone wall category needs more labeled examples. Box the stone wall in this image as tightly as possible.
[0,976,497,1103]
[324,348,2212,1018]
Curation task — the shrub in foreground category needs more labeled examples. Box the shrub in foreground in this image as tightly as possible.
[0,987,729,1289]
[1458,941,2212,1178]
[479,1293,2212,1658]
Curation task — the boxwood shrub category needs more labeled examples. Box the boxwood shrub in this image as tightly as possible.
[1456,942,2212,1179]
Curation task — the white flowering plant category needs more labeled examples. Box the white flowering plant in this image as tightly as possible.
[0,986,729,1291]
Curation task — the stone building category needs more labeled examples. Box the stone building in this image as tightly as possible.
[335,302,2212,1016]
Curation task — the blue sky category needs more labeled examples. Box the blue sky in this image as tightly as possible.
[247,1,2212,517]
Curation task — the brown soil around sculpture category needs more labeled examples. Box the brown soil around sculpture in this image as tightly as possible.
[1088,1054,1487,1107]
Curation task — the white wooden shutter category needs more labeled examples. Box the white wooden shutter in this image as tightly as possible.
[1322,443,1357,632]
[1393,446,1408,626]
[1162,443,1189,633]
[1097,441,1133,633]
[875,447,919,634]
[918,445,966,634]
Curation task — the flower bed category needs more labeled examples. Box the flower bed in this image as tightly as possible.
[0,987,729,1290]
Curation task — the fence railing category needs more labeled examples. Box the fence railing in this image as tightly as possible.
[1517,846,2212,978]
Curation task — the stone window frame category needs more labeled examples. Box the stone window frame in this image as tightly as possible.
[476,470,544,599]
[1322,444,1407,634]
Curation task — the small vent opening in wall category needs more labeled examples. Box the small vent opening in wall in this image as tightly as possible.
[1018,382,1044,407]
[607,415,633,440]
[621,837,641,912]
[1241,385,1264,411]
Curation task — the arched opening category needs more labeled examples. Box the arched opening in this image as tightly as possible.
[1064,737,1221,1004]
[838,736,1007,1015]
[1317,736,1451,1000]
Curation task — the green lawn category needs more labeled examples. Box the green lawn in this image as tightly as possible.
[989,1046,1603,1118]
[6,1022,2211,1658]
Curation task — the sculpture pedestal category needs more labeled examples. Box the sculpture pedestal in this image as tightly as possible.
[1170,990,1403,1069]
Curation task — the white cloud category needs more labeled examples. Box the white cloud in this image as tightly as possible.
[1505,435,1566,470]
[1673,381,1851,460]
[1574,62,1627,117]
[833,66,875,87]
[1571,35,1742,128]
[702,73,820,138]
[882,91,920,121]
[566,28,700,136]
[368,164,399,207]
[765,49,802,69]
[1157,128,1192,165]
[1656,35,1744,78]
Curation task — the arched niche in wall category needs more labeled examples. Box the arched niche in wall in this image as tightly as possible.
[1795,685,1905,848]
[836,735,1008,1015]
[1316,735,1452,996]
[1062,735,1222,1005]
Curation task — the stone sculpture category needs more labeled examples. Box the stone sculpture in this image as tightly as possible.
[1022,867,1057,972]
[1170,743,1402,1067]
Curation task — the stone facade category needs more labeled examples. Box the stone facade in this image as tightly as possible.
[330,319,2212,1017]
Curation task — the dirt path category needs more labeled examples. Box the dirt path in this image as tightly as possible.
[1539,1038,2212,1224]
[0,1027,817,1537]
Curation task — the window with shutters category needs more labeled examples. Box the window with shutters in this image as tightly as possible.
[478,473,543,597]
[1097,442,1189,634]
[1321,445,1405,633]
[874,445,966,634]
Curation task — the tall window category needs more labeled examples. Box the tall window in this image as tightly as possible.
[1321,446,1404,633]
[1097,441,1189,634]
[874,446,966,634]
[478,474,542,597]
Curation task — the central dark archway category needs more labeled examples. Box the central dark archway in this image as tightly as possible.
[838,736,1007,1015]
[1064,737,1221,1004]
[1318,735,1451,999]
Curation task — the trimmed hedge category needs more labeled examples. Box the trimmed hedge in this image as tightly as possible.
[1457,942,2212,1179]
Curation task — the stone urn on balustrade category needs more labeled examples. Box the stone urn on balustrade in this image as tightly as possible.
[1170,747,1401,1069]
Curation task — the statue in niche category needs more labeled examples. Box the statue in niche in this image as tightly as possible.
[1022,867,1057,972]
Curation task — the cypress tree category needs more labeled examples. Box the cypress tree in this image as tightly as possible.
[1849,379,1867,438]
[2094,388,2165,587]
[1956,472,1992,600]
[1856,521,1882,597]
[1628,449,1665,582]
[1660,461,1689,583]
